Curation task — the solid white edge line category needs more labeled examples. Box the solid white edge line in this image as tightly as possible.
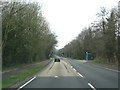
[88,83,96,90]
[77,72,84,78]
[17,76,36,90]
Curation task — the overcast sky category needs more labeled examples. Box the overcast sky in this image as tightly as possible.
[32,0,119,49]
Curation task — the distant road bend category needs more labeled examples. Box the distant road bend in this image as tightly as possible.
[17,58,118,89]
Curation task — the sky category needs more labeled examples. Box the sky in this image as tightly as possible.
[31,0,119,49]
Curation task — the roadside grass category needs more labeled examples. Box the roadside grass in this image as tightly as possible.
[0,82,2,90]
[3,60,47,72]
[93,60,108,64]
[3,63,30,71]
[2,66,44,88]
[92,60,118,67]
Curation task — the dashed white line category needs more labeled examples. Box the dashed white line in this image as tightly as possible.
[77,72,84,78]
[54,76,58,78]
[71,66,73,68]
[17,76,36,90]
[73,68,76,71]
[70,65,84,78]
[88,83,96,90]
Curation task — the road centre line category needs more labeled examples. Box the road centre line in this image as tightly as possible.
[17,76,36,90]
[69,64,84,78]
[77,72,84,78]
[65,60,84,78]
[71,66,84,78]
[73,68,76,71]
[88,83,96,90]
[54,76,58,78]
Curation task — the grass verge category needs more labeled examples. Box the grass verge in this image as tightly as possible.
[3,60,47,72]
[2,66,44,88]
[92,60,118,68]
[92,60,108,64]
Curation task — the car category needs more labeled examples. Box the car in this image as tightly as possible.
[54,58,60,62]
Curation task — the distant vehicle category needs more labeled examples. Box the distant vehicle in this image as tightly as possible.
[54,58,60,62]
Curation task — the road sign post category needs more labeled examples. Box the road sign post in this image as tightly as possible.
[85,52,88,60]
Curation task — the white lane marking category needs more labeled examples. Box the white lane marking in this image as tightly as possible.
[77,72,84,78]
[71,66,73,68]
[88,83,96,90]
[105,68,120,72]
[73,68,77,72]
[17,76,36,90]
[54,76,58,78]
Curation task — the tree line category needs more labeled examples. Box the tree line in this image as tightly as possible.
[2,2,57,67]
[58,7,119,64]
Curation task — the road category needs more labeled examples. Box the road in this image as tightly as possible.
[18,58,119,89]
[65,59,119,88]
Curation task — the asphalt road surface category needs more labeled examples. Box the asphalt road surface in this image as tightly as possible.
[65,59,119,88]
[19,59,119,89]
